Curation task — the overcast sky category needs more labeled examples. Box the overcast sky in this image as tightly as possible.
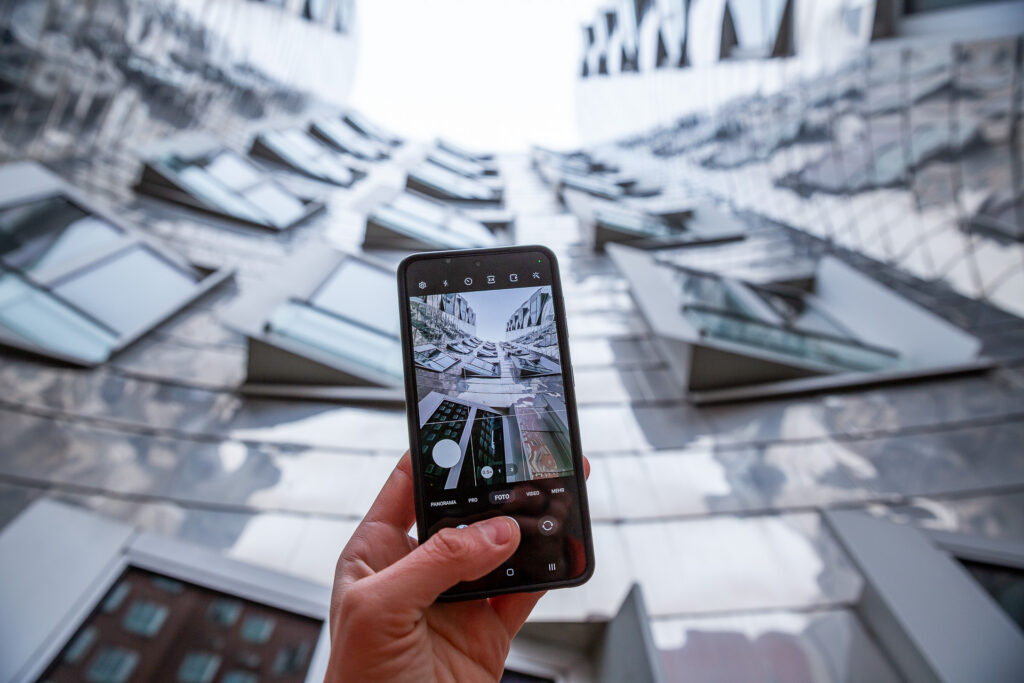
[349,0,604,152]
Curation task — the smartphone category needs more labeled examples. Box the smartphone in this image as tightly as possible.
[397,245,594,601]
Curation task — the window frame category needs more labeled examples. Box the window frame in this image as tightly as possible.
[0,162,233,367]
[0,499,331,683]
[136,134,326,231]
[824,510,1024,682]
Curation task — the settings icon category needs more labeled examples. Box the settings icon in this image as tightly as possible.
[417,281,427,290]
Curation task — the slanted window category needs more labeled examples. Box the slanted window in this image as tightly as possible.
[369,192,496,249]
[253,130,357,186]
[428,148,488,178]
[408,163,500,202]
[343,111,401,147]
[669,268,900,372]
[156,150,309,229]
[265,258,404,382]
[310,117,387,161]
[414,344,459,372]
[0,167,227,367]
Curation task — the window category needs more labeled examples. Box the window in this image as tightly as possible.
[414,343,459,372]
[0,178,229,367]
[177,651,222,683]
[254,130,356,186]
[267,301,404,381]
[960,560,1024,632]
[0,271,119,364]
[369,193,496,249]
[0,196,122,274]
[408,163,500,202]
[101,582,131,613]
[310,117,387,161]
[240,615,276,643]
[62,626,97,664]
[265,258,404,382]
[207,598,242,627]
[122,599,169,638]
[344,111,400,147]
[271,641,312,676]
[54,246,201,335]
[221,671,259,683]
[86,647,138,683]
[428,148,487,178]
[154,150,310,229]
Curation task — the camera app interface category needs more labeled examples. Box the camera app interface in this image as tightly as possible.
[405,252,587,588]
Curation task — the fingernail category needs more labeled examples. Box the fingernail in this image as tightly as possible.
[478,516,515,545]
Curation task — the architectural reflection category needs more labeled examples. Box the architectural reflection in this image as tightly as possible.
[1,0,1024,681]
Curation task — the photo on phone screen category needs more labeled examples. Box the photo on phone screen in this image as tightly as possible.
[411,284,570,490]
[399,248,593,599]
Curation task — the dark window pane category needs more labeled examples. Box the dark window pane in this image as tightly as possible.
[960,559,1024,632]
[0,197,123,274]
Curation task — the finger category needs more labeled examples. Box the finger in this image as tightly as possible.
[360,452,416,532]
[489,591,546,638]
[368,516,520,611]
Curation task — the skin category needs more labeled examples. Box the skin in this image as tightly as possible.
[326,451,589,683]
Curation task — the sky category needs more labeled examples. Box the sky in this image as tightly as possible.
[348,0,604,152]
[461,286,547,341]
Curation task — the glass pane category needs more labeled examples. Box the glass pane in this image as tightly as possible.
[960,559,1024,632]
[174,166,267,225]
[242,182,307,229]
[682,306,900,372]
[204,152,262,192]
[54,246,199,335]
[264,131,354,185]
[311,258,399,335]
[0,196,123,273]
[596,206,677,238]
[371,205,480,249]
[412,163,493,200]
[314,118,381,159]
[0,273,118,363]
[122,600,169,638]
[447,214,497,244]
[268,301,404,382]
[390,193,449,225]
[429,148,485,177]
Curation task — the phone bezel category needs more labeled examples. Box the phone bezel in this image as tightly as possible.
[397,245,595,601]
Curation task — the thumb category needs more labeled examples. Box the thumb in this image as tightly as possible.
[371,516,520,610]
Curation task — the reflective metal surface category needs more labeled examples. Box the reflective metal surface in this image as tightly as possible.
[2,2,1024,680]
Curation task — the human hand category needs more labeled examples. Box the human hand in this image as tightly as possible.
[325,451,589,682]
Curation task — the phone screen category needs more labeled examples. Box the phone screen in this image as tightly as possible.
[400,247,592,598]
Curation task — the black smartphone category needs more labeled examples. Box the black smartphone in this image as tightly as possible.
[397,245,594,601]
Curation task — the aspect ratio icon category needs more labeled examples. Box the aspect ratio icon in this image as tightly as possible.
[486,275,495,284]
[464,277,473,286]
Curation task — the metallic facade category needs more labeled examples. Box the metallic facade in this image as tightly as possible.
[1,0,1023,680]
